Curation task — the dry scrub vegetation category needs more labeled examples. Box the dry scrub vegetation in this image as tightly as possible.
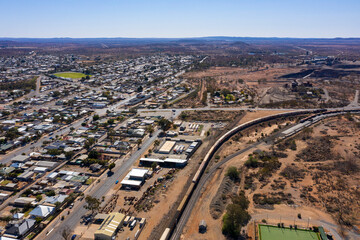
[242,114,360,230]
[179,110,244,122]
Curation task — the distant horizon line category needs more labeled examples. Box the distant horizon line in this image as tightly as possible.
[1,36,360,40]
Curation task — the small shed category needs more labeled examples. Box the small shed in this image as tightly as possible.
[199,220,207,233]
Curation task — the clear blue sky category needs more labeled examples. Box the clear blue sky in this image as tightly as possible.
[1,0,359,38]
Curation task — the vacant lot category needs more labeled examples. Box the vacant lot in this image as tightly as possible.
[184,66,298,87]
[179,110,244,122]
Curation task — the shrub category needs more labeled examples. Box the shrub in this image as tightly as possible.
[226,166,240,181]
[245,156,259,168]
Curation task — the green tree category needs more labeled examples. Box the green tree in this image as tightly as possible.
[84,195,101,215]
[231,191,249,210]
[222,204,251,238]
[23,189,33,196]
[88,150,100,159]
[47,149,62,156]
[137,139,142,148]
[0,216,13,223]
[147,125,154,136]
[61,225,72,240]
[108,163,115,172]
[158,118,172,131]
[222,190,251,238]
[10,208,20,214]
[36,194,43,202]
[65,151,75,160]
[137,86,143,92]
[245,155,259,168]
[55,201,62,208]
[225,94,235,102]
[151,162,158,171]
[84,138,96,150]
[22,203,33,213]
[93,115,100,121]
[5,127,20,140]
[45,190,56,197]
[52,91,61,98]
[226,166,240,181]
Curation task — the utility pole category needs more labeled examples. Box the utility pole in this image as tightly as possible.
[294,217,295,228]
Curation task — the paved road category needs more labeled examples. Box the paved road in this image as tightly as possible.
[94,94,136,116]
[323,88,330,102]
[42,129,161,240]
[199,56,208,64]
[167,89,196,105]
[349,90,359,107]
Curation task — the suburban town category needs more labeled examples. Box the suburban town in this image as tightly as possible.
[0,52,206,239]
[1,1,360,240]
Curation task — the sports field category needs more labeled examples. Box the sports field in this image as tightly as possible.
[259,224,320,240]
[54,72,88,79]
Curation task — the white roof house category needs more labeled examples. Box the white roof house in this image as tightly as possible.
[33,167,48,173]
[29,205,55,218]
[120,179,142,187]
[13,213,24,219]
[121,168,149,189]
[127,168,149,179]
[47,172,58,179]
[11,155,30,163]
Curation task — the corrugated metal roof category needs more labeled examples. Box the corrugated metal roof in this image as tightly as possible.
[94,212,125,238]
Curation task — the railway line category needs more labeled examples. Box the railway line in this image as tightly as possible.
[163,108,360,240]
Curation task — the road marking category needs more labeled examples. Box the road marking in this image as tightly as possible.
[47,228,54,235]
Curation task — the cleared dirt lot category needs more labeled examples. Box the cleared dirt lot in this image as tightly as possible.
[184,66,299,87]
[179,110,244,122]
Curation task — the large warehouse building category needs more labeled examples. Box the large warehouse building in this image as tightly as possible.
[158,141,176,154]
[120,168,150,190]
[94,212,125,240]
